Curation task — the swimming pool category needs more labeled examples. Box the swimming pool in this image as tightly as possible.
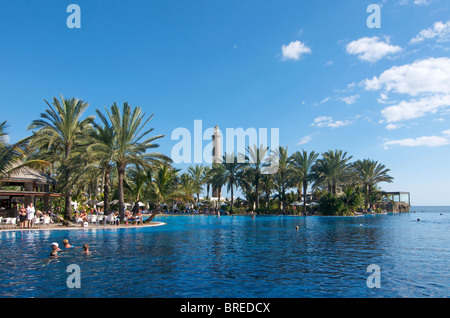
[0,210,449,298]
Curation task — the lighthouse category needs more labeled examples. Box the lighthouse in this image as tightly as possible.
[212,125,222,198]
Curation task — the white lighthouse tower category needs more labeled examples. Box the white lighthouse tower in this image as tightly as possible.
[212,125,222,199]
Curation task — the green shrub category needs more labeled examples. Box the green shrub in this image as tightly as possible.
[319,193,350,216]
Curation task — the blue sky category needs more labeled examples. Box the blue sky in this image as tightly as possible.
[1,0,449,205]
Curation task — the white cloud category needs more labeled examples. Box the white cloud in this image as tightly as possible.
[414,0,430,4]
[400,0,430,5]
[364,57,450,95]
[311,116,352,129]
[297,135,313,145]
[385,123,405,130]
[363,57,450,124]
[410,21,450,44]
[281,41,311,61]
[384,132,450,149]
[340,95,360,105]
[381,94,450,123]
[346,37,402,63]
[320,97,331,104]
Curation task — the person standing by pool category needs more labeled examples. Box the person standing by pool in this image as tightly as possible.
[18,206,27,229]
[26,203,35,228]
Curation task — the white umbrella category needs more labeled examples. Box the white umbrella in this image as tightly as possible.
[83,199,98,206]
[290,201,303,206]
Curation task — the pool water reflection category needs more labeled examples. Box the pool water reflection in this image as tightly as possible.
[0,211,449,298]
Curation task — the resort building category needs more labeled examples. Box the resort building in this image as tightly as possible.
[377,191,411,212]
[0,166,64,217]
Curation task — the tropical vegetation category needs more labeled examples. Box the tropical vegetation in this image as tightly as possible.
[0,95,396,222]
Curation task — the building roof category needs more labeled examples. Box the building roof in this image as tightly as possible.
[1,166,56,184]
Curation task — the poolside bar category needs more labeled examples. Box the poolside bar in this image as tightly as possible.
[0,167,64,218]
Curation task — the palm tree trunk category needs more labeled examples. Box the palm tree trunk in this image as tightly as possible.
[64,145,72,221]
[230,184,234,214]
[303,181,308,216]
[103,167,110,214]
[117,163,126,221]
[255,179,260,210]
[145,203,160,223]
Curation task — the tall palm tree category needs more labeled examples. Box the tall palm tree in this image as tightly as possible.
[85,110,116,213]
[202,166,213,200]
[261,174,275,212]
[211,153,247,214]
[179,172,196,202]
[312,149,353,195]
[290,150,319,214]
[352,159,393,209]
[102,102,169,221]
[245,144,270,210]
[272,146,291,211]
[188,164,205,203]
[28,95,94,220]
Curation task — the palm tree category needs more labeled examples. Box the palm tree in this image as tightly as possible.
[124,165,151,214]
[178,172,196,202]
[0,121,49,178]
[102,102,169,221]
[147,165,193,221]
[272,146,291,211]
[290,150,319,214]
[85,110,116,214]
[245,144,270,211]
[312,149,353,195]
[352,159,393,209]
[260,173,275,212]
[211,153,247,214]
[28,95,94,220]
[188,164,205,203]
[202,166,213,200]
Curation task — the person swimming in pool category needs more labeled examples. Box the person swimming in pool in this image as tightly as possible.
[49,242,62,257]
[82,243,90,254]
[62,239,75,248]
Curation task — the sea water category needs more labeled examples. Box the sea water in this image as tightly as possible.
[0,207,448,298]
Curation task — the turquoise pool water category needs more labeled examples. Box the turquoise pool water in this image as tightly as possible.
[0,207,449,298]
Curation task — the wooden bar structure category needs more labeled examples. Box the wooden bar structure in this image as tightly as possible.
[0,167,65,217]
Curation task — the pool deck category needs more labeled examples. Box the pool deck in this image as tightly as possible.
[0,221,166,232]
